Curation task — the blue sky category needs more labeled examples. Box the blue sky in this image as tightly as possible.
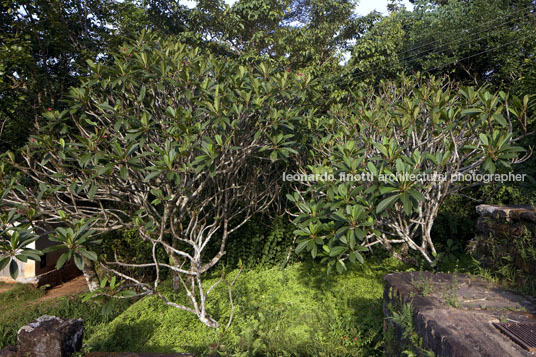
[180,0,414,15]
[358,0,413,15]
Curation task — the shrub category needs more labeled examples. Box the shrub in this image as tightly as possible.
[289,75,533,269]
[1,31,315,327]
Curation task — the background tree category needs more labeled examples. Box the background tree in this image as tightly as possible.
[185,0,361,70]
[0,0,194,152]
[347,0,536,91]
[0,0,114,151]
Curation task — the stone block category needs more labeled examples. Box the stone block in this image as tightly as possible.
[0,346,17,357]
[17,315,83,357]
[384,272,536,357]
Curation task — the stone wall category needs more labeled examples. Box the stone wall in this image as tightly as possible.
[383,272,536,357]
[469,204,536,285]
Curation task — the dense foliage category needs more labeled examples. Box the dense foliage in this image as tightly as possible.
[1,32,315,327]
[289,76,532,268]
[0,0,535,333]
[349,0,536,90]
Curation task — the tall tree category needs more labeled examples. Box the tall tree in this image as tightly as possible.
[348,0,536,91]
[183,0,361,69]
[0,0,114,151]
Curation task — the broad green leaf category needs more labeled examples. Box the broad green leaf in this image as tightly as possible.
[295,240,309,254]
[0,257,10,272]
[330,246,346,257]
[56,252,69,269]
[376,194,400,213]
[73,254,84,270]
[9,259,18,279]
[120,166,128,180]
[479,134,489,146]
[78,247,98,261]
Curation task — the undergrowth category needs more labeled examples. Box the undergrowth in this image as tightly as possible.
[86,258,408,356]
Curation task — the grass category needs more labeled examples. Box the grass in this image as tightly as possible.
[0,282,130,348]
[86,258,408,356]
[410,271,434,297]
[0,282,46,307]
[436,252,536,298]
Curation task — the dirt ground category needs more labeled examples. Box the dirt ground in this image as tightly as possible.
[0,276,88,301]
[39,276,88,302]
[0,284,14,294]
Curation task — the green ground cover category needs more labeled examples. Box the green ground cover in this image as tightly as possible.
[86,258,407,356]
[2,253,530,356]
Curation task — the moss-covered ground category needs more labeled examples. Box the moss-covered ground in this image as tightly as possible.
[86,258,407,356]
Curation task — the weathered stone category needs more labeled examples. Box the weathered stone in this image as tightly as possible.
[384,272,536,357]
[17,315,83,357]
[470,204,536,281]
[0,346,17,357]
[476,204,536,224]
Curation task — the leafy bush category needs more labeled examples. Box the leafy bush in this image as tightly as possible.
[289,76,532,268]
[1,32,315,327]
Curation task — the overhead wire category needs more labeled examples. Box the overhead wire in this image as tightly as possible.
[331,3,535,86]
[350,10,534,83]
[394,2,535,58]
[323,28,535,98]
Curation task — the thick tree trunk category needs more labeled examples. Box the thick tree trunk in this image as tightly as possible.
[171,254,182,291]
[169,249,184,291]
[81,257,100,292]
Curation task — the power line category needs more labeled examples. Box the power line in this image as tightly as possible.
[330,29,534,95]
[395,2,535,58]
[348,6,535,83]
[420,35,530,76]
[386,11,530,71]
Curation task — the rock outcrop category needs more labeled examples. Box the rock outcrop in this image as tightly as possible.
[16,315,84,357]
[470,204,536,281]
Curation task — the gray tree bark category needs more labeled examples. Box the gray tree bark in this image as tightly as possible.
[81,257,100,292]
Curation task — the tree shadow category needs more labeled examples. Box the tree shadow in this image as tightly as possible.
[292,258,386,292]
[88,319,162,353]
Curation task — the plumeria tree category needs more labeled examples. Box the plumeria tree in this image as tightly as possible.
[289,76,533,269]
[0,205,41,278]
[0,32,314,327]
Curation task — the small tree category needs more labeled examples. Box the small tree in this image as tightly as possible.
[289,76,532,269]
[1,32,313,327]
[0,206,41,279]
